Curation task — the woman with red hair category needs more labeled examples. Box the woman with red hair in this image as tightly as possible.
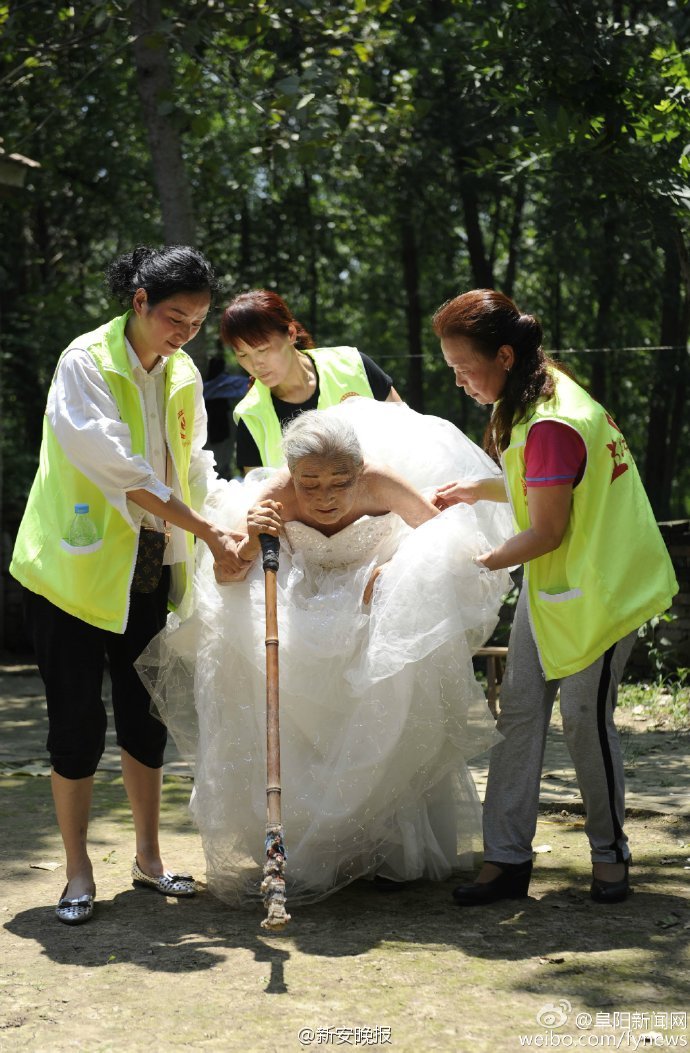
[220,290,401,473]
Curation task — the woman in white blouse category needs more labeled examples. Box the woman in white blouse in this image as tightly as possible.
[11,245,247,925]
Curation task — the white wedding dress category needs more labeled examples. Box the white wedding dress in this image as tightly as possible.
[137,399,514,905]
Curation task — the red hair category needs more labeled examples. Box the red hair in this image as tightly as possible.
[220,290,314,351]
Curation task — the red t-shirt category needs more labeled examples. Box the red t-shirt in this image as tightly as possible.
[524,421,586,488]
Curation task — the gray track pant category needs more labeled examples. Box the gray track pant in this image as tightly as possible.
[483,588,637,865]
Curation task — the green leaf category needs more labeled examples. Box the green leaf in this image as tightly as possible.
[275,74,300,95]
[337,103,351,130]
[191,114,212,137]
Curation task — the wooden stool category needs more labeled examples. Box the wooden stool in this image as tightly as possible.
[475,646,508,718]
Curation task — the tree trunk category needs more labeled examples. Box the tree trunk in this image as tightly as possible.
[590,217,619,405]
[488,192,503,275]
[644,226,689,517]
[458,175,495,289]
[238,197,252,286]
[503,176,526,299]
[401,218,424,411]
[130,0,206,366]
[302,169,319,343]
[550,270,562,351]
[661,230,690,516]
[130,0,196,246]
[439,41,494,290]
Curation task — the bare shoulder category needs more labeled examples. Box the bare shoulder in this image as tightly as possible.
[258,468,292,501]
[360,460,404,492]
[257,468,302,519]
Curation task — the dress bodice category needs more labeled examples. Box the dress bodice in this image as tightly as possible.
[282,513,403,570]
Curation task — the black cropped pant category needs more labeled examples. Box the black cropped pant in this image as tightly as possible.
[24,569,170,779]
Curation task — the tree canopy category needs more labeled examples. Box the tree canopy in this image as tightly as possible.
[1,0,689,521]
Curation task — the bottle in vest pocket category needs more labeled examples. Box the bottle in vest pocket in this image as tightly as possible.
[68,504,99,546]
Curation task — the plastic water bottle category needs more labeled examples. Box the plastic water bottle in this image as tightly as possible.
[67,504,99,546]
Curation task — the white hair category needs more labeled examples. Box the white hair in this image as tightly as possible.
[282,410,364,472]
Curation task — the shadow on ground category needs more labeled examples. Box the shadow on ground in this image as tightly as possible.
[5,818,690,1004]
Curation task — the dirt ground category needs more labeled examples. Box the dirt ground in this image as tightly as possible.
[1,665,688,1053]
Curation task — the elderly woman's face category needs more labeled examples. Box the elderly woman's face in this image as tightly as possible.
[292,455,362,525]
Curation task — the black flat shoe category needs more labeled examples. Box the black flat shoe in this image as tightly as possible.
[452,859,532,906]
[590,858,631,904]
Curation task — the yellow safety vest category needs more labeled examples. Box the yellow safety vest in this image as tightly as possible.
[233,346,374,466]
[502,369,678,679]
[10,312,198,633]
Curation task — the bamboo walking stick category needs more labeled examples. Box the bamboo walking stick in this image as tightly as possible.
[258,533,291,930]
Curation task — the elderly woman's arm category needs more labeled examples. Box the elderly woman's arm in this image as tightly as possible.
[366,465,439,528]
[361,466,439,603]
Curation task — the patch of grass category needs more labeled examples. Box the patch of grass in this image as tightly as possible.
[619,672,690,731]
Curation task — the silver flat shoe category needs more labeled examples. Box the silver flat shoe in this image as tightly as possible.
[56,885,96,925]
[131,857,196,897]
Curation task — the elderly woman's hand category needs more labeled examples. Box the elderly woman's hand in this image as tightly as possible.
[247,499,283,539]
[212,500,284,585]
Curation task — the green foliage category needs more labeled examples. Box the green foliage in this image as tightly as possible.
[0,0,689,517]
[619,671,690,732]
[636,612,681,679]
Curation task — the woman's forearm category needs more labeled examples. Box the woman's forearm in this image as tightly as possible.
[478,482,573,571]
[477,476,510,503]
[128,488,247,573]
[477,526,563,571]
[433,475,509,508]
[129,489,218,545]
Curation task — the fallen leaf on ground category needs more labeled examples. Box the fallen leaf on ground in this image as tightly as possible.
[9,763,50,778]
[656,913,681,928]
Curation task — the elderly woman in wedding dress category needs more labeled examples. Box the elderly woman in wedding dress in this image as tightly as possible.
[137,398,513,905]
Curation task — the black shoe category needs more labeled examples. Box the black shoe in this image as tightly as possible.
[590,857,631,904]
[452,859,532,906]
